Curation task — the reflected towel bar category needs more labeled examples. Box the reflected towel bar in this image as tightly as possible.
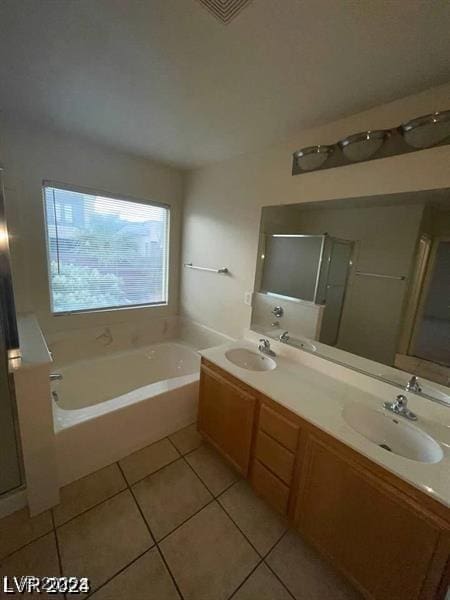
[355,271,405,281]
[184,263,229,274]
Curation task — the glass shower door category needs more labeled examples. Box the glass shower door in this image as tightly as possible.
[0,316,22,495]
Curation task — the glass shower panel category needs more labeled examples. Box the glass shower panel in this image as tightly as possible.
[319,241,353,346]
[0,319,22,495]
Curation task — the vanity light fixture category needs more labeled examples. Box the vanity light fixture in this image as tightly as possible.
[400,110,450,149]
[338,130,390,162]
[293,145,334,172]
[292,107,450,176]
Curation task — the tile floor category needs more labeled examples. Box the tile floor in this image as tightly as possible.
[0,423,360,599]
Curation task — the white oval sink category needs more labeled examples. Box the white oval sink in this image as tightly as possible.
[225,348,276,372]
[342,403,443,464]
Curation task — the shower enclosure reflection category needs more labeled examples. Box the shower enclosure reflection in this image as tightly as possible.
[251,189,450,397]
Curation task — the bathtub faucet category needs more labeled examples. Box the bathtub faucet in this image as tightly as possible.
[50,373,63,381]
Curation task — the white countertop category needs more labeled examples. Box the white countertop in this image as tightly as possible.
[200,335,450,509]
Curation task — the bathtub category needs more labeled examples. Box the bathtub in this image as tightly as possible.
[53,341,200,486]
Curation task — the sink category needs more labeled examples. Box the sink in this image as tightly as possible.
[225,348,276,372]
[342,403,443,464]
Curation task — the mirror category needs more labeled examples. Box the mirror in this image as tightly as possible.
[251,188,450,404]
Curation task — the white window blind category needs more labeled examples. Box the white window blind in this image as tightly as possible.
[43,184,169,314]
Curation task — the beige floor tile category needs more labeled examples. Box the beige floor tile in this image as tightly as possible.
[169,423,203,455]
[119,438,179,484]
[232,563,292,600]
[53,463,127,526]
[266,530,361,600]
[219,480,287,556]
[185,444,239,496]
[0,506,53,560]
[57,490,152,595]
[0,532,63,598]
[160,501,259,600]
[133,459,212,541]
[89,548,180,600]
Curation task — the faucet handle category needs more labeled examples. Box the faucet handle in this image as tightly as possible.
[395,394,408,408]
[259,338,269,347]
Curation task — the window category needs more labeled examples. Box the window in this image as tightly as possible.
[43,184,169,314]
[64,204,73,223]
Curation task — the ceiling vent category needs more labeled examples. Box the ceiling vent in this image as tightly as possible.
[197,0,253,24]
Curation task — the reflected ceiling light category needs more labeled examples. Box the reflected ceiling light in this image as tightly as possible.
[0,226,9,250]
[338,130,390,162]
[293,145,334,172]
[400,110,450,149]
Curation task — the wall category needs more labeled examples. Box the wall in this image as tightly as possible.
[180,83,450,339]
[0,117,184,336]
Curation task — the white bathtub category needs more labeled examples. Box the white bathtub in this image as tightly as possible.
[53,341,200,486]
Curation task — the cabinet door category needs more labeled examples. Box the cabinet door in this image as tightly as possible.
[198,364,256,475]
[295,434,443,600]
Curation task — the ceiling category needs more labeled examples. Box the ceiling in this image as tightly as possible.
[0,0,449,168]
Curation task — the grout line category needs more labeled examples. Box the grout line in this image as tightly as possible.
[0,528,56,563]
[215,499,263,558]
[51,511,67,600]
[84,547,151,599]
[117,462,185,600]
[0,444,201,587]
[182,451,240,500]
[116,463,155,543]
[227,558,264,600]
[263,527,289,558]
[263,561,297,600]
[121,436,183,487]
[53,487,128,530]
[262,534,297,600]
[165,435,182,457]
[51,511,63,573]
[214,491,295,600]
[124,455,182,487]
[181,454,217,497]
[155,497,216,545]
[2,435,293,600]
[50,441,184,531]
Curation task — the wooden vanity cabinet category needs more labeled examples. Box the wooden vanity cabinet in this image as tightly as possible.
[198,360,257,475]
[197,360,450,599]
[294,430,450,600]
[250,400,302,516]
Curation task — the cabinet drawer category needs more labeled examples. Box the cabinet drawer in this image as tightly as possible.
[259,404,299,452]
[255,430,295,485]
[251,460,290,515]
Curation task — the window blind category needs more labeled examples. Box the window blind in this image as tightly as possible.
[43,185,169,314]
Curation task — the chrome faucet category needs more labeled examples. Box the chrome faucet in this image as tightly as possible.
[384,394,417,421]
[279,331,290,342]
[259,338,276,357]
[405,375,422,393]
[271,306,284,319]
[50,372,63,381]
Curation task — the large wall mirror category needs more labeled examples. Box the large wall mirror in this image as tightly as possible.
[251,188,450,404]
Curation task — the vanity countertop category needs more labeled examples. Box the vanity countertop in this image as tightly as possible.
[199,336,450,509]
